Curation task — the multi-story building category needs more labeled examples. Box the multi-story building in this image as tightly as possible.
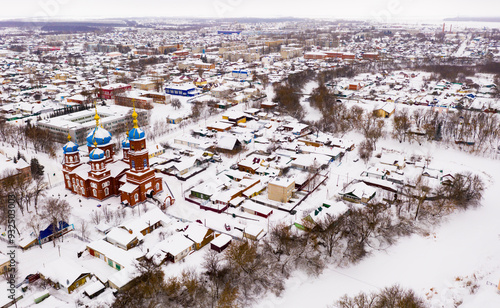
[100,83,131,100]
[115,91,154,109]
[280,47,303,60]
[37,105,149,146]
[267,178,295,203]
[304,52,327,60]
[130,80,156,91]
[165,84,198,97]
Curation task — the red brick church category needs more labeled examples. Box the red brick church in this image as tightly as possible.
[61,106,163,206]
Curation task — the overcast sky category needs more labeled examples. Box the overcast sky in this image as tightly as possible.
[2,0,499,21]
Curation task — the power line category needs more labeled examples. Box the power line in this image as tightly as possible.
[329,267,381,290]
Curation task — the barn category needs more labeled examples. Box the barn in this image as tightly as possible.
[210,234,232,253]
[241,202,273,218]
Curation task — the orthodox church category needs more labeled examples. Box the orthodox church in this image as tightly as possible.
[62,106,163,206]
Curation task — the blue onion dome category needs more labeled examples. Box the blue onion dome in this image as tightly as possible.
[128,107,145,140]
[122,138,130,149]
[87,107,112,147]
[86,126,112,147]
[89,147,105,161]
[128,127,145,141]
[63,141,79,153]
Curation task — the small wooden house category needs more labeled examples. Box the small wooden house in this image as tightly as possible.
[210,234,232,253]
[164,233,195,263]
[243,224,264,241]
[0,254,10,275]
[105,227,139,251]
[374,103,395,118]
[184,224,215,250]
[339,182,376,204]
[38,257,91,294]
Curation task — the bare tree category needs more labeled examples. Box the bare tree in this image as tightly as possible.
[27,216,43,245]
[334,284,426,308]
[171,98,181,109]
[79,219,89,240]
[1,170,31,215]
[392,109,411,143]
[102,205,113,224]
[203,250,230,307]
[360,112,385,150]
[91,209,102,225]
[40,197,71,247]
[32,177,48,214]
[440,172,484,210]
[313,214,345,258]
[358,140,374,165]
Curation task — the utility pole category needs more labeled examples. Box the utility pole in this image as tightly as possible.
[46,172,52,188]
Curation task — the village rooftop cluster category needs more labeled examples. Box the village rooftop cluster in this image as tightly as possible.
[0,17,499,307]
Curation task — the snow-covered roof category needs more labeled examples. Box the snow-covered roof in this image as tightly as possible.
[211,234,232,248]
[0,153,30,176]
[342,182,377,199]
[83,280,105,296]
[241,202,273,216]
[183,224,210,244]
[87,239,143,268]
[309,202,348,223]
[39,257,90,288]
[121,207,172,235]
[106,227,137,248]
[119,182,139,194]
[269,177,294,187]
[244,224,264,237]
[158,233,194,257]
[108,267,136,289]
[217,135,239,150]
